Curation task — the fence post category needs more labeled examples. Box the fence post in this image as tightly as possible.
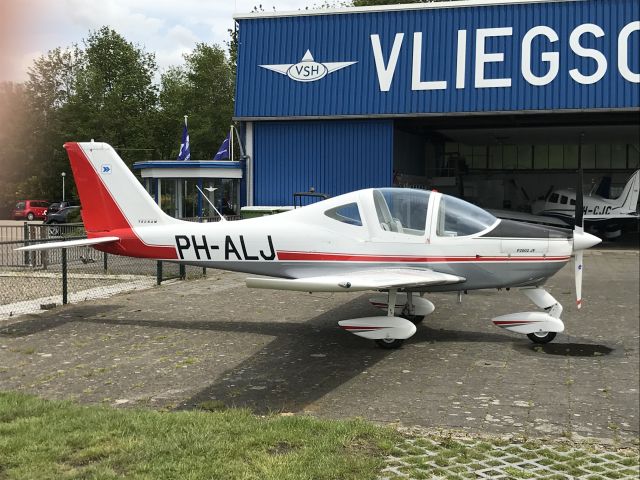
[156,261,162,285]
[62,248,68,305]
[202,267,206,276]
[179,264,186,280]
[103,252,108,272]
[23,222,29,265]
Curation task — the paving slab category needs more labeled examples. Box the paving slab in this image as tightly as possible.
[0,250,638,445]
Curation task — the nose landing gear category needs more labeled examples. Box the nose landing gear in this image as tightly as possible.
[492,287,564,344]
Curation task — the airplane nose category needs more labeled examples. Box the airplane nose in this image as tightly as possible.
[573,230,602,251]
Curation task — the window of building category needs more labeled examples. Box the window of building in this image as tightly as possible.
[596,144,611,169]
[517,145,532,169]
[443,141,637,170]
[629,144,640,169]
[549,193,559,203]
[325,203,362,226]
[560,195,568,205]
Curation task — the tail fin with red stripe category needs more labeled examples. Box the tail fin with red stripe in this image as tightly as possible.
[64,142,178,233]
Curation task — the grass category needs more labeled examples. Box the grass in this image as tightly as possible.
[0,392,397,480]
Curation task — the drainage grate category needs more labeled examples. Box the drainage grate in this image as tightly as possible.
[381,433,639,479]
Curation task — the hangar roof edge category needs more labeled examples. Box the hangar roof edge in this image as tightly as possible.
[233,0,585,20]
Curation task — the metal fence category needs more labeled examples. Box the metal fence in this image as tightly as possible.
[0,218,240,320]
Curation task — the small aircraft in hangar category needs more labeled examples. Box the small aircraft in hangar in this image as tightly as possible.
[19,142,602,349]
[531,169,639,239]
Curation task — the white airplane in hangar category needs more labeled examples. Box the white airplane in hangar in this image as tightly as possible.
[530,169,639,238]
[19,142,602,349]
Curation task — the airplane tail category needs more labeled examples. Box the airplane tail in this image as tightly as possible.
[64,142,179,233]
[612,169,640,213]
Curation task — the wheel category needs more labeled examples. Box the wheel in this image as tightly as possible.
[527,331,557,344]
[26,212,34,221]
[402,315,425,325]
[375,338,405,349]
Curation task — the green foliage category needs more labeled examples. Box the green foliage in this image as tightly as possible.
[68,27,158,166]
[0,25,235,216]
[154,43,234,160]
[351,0,446,5]
[0,392,397,480]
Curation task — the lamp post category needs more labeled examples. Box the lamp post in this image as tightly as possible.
[61,172,66,201]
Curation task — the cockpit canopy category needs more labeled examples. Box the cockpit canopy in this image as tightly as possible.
[375,188,497,237]
[436,194,497,237]
[323,188,498,238]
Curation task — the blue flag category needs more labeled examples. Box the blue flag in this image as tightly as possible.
[177,117,190,160]
[213,133,230,160]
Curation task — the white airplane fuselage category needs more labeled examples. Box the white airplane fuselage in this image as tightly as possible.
[18,142,603,347]
[101,191,573,292]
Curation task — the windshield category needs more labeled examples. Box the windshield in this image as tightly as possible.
[373,188,430,236]
[437,194,497,237]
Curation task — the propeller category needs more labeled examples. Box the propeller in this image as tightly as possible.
[573,133,601,309]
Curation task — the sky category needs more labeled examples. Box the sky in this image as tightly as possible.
[0,0,331,82]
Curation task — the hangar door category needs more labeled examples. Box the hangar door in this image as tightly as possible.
[252,120,393,206]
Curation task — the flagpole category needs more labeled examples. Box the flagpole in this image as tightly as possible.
[230,125,234,162]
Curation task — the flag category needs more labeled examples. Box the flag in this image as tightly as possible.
[177,116,190,160]
[213,133,230,160]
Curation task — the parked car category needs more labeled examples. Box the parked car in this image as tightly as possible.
[44,206,82,236]
[13,200,49,221]
[46,200,78,216]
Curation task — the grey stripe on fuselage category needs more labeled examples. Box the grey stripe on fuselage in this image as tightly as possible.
[164,259,568,291]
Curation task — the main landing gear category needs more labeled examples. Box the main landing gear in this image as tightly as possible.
[338,289,419,349]
[492,287,565,344]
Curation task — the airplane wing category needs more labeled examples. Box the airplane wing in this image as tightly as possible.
[246,268,465,292]
[15,236,120,252]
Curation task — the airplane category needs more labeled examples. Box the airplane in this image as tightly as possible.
[531,169,639,238]
[18,141,602,349]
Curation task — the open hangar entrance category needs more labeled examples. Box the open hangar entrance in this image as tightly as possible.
[392,112,640,214]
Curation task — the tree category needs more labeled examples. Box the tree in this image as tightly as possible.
[0,82,33,216]
[351,0,442,5]
[23,47,85,202]
[66,27,158,165]
[156,43,234,160]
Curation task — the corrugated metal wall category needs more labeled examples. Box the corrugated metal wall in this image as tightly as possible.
[253,120,393,205]
[235,0,639,118]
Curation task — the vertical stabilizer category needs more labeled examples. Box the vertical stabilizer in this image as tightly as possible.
[612,170,640,213]
[65,142,178,233]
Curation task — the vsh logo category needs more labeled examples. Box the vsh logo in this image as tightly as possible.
[260,49,357,82]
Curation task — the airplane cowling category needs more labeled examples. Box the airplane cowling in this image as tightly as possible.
[492,312,565,335]
[338,317,417,340]
[368,294,435,316]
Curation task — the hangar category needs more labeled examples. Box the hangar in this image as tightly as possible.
[233,0,639,214]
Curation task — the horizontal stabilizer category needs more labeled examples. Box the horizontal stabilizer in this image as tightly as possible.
[246,268,464,292]
[15,236,120,252]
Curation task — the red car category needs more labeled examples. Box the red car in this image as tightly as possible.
[13,200,49,221]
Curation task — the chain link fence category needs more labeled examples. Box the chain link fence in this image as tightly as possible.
[0,220,239,320]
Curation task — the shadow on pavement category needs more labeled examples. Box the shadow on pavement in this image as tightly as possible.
[3,297,612,414]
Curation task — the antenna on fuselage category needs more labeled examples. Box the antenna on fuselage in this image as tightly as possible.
[196,186,227,222]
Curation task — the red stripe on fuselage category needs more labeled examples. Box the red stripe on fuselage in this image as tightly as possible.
[64,142,177,259]
[493,320,539,325]
[277,251,570,263]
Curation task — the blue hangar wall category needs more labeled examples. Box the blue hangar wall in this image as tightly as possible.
[234,0,640,205]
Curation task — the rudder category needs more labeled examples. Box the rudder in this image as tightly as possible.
[613,169,640,213]
[64,142,177,233]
